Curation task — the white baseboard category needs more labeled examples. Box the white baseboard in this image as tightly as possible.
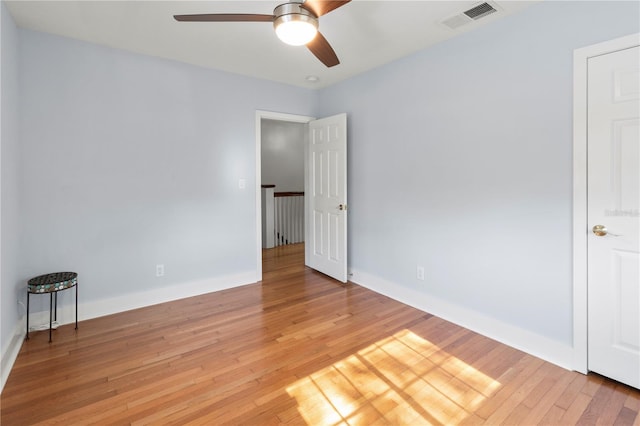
[1,315,26,392]
[25,271,257,327]
[3,269,574,393]
[1,271,257,393]
[350,269,574,371]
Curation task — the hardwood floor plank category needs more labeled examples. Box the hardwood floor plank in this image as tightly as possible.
[624,389,640,412]
[596,383,631,425]
[616,406,638,426]
[520,370,575,425]
[554,372,591,411]
[473,354,545,420]
[577,379,616,424]
[561,391,597,424]
[538,404,566,425]
[2,243,639,425]
[501,402,531,426]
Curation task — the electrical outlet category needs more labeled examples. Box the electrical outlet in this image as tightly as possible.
[156,264,165,277]
[416,265,425,281]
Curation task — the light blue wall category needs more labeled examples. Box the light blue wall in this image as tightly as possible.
[18,29,317,313]
[261,119,306,192]
[318,1,640,345]
[1,0,21,385]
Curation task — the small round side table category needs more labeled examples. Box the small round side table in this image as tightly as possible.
[26,272,78,342]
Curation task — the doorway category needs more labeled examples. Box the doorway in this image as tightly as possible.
[255,111,314,281]
[573,33,640,387]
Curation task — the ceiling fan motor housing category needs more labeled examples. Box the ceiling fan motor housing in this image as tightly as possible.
[273,3,319,32]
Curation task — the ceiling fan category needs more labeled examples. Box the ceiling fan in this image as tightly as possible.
[174,1,351,68]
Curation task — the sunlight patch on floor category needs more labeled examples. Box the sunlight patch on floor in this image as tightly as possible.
[286,329,501,425]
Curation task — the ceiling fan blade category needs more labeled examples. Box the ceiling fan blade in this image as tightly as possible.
[307,32,340,67]
[173,14,274,22]
[301,0,351,17]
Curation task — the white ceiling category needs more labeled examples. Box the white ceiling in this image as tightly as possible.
[5,0,539,89]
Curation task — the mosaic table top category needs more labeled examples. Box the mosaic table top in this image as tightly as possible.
[28,272,77,294]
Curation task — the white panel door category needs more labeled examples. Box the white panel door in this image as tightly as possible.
[587,45,640,389]
[306,114,347,282]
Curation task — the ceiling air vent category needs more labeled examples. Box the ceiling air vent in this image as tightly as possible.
[440,1,501,30]
[464,2,498,20]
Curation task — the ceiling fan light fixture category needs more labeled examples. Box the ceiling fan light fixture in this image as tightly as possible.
[275,19,318,46]
[273,3,318,46]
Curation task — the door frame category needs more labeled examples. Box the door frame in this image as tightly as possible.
[572,32,640,374]
[255,110,315,281]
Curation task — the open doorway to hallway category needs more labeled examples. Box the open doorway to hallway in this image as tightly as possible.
[257,112,313,277]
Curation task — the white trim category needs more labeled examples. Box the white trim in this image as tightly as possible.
[572,33,640,375]
[254,110,314,281]
[351,269,574,370]
[1,316,24,392]
[24,271,257,327]
[0,0,4,394]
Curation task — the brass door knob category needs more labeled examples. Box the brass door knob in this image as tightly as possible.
[592,225,622,237]
[593,225,608,236]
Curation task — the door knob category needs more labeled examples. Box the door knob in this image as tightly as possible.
[592,225,622,237]
[593,225,608,236]
[338,204,347,211]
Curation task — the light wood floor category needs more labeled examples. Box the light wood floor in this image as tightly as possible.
[2,243,639,425]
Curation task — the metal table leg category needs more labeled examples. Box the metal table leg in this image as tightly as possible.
[26,292,30,340]
[75,283,78,330]
[49,293,53,343]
